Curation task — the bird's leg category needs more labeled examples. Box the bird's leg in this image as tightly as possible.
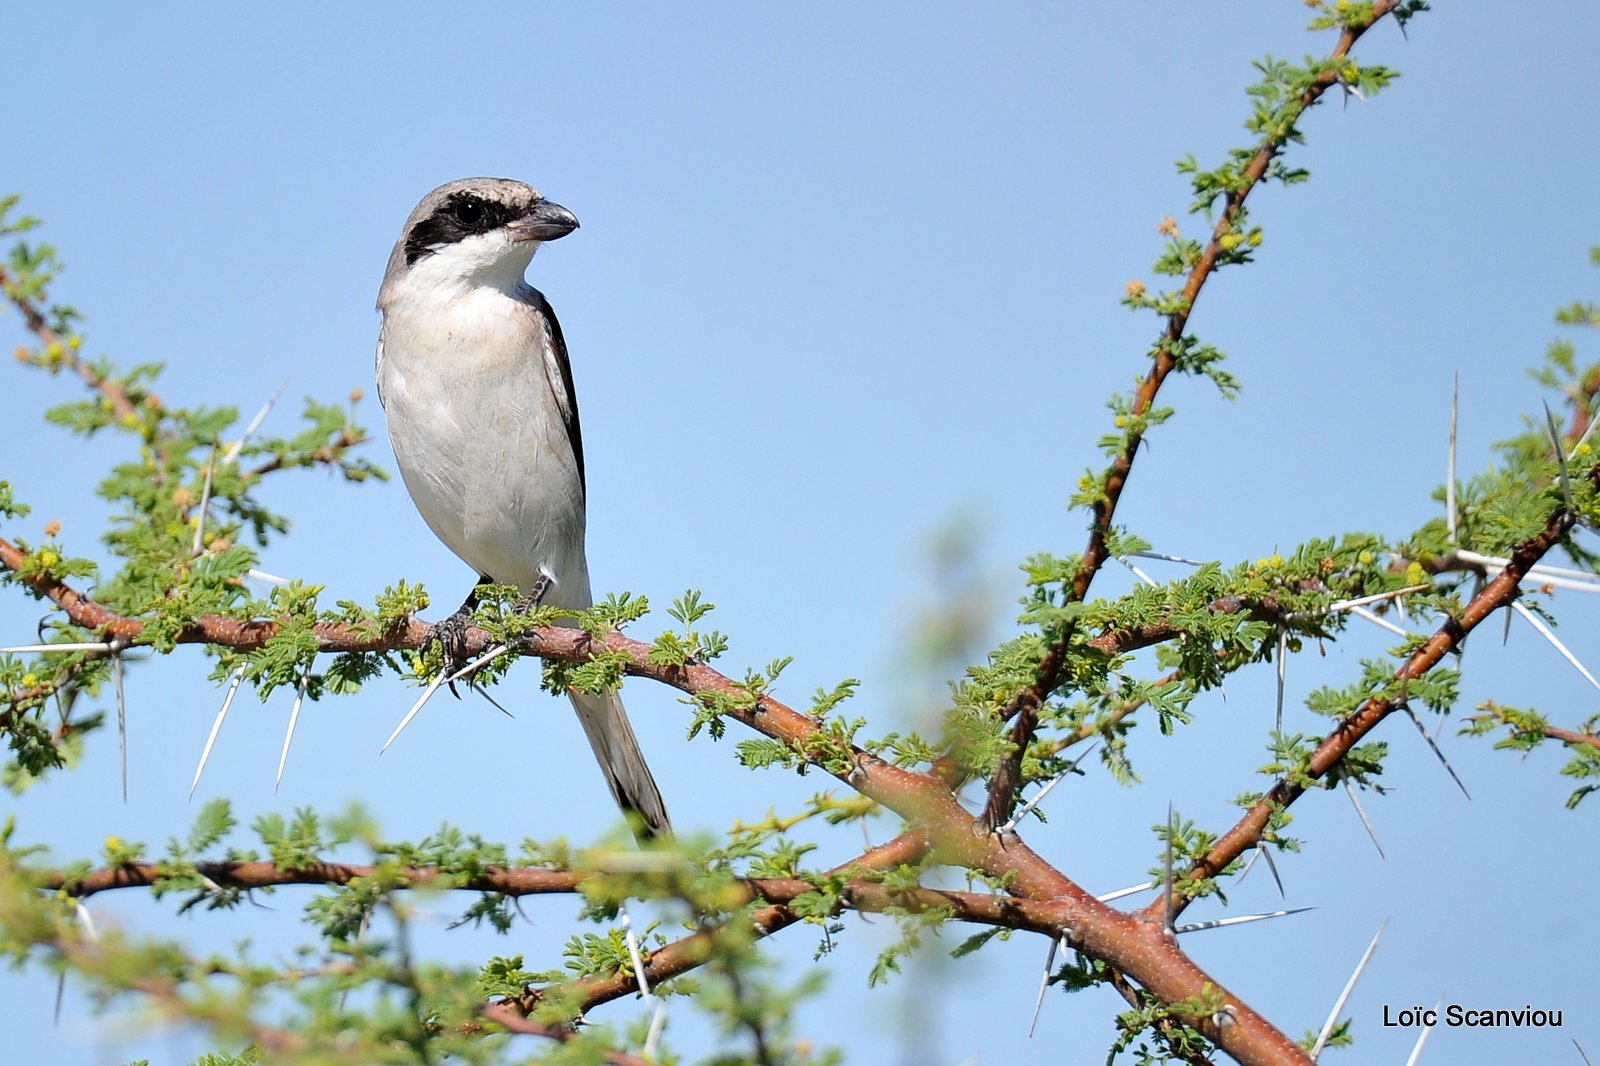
[512,566,557,649]
[427,576,492,697]
[513,567,556,615]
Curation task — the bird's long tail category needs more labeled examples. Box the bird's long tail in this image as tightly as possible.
[568,689,672,836]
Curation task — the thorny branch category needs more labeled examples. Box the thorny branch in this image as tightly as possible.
[980,2,1403,831]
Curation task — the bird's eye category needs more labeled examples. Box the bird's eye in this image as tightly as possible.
[452,198,485,226]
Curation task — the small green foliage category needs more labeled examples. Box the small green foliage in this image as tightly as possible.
[1464,702,1600,808]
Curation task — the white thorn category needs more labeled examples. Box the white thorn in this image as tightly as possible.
[622,904,667,1056]
[1175,906,1313,935]
[380,670,447,755]
[1126,550,1209,567]
[1115,555,1160,588]
[449,642,512,684]
[0,642,114,655]
[1028,936,1061,1037]
[191,667,245,800]
[1447,373,1459,544]
[378,638,515,756]
[1401,705,1471,800]
[645,1002,667,1058]
[1096,880,1159,904]
[74,901,97,940]
[275,659,313,791]
[1403,998,1443,1066]
[1344,782,1384,859]
[191,445,217,555]
[1325,584,1432,614]
[998,741,1097,834]
[1257,842,1285,899]
[1511,599,1600,693]
[1235,842,1286,898]
[1311,920,1387,1060]
[621,906,654,1000]
[223,378,290,463]
[1455,550,1600,584]
[113,651,127,803]
[245,569,293,587]
[1163,803,1175,934]
[1347,604,1410,638]
[1275,628,1287,733]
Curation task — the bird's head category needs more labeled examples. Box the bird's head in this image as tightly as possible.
[380,177,579,299]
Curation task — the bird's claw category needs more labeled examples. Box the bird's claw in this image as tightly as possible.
[426,601,478,698]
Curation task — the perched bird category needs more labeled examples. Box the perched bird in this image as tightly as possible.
[374,177,670,835]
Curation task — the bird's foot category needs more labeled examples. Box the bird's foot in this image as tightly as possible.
[426,578,490,697]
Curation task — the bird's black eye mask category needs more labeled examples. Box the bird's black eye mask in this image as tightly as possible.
[403,192,528,265]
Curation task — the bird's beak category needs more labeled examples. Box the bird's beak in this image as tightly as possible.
[510,199,580,242]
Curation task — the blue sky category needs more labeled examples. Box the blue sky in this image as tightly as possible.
[2,4,1597,1064]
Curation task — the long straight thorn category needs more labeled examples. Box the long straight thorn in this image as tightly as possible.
[1349,604,1409,638]
[1544,400,1575,513]
[1163,803,1176,934]
[1127,550,1208,567]
[1575,1039,1595,1066]
[1115,555,1160,589]
[1401,705,1471,800]
[1275,627,1288,732]
[191,444,219,555]
[1311,919,1387,1060]
[1028,936,1061,1037]
[113,648,128,802]
[1096,881,1159,904]
[999,740,1098,834]
[275,658,313,791]
[1325,584,1432,614]
[1345,782,1385,858]
[1511,599,1600,693]
[223,378,290,463]
[1404,998,1443,1066]
[1257,842,1285,898]
[1447,373,1459,544]
[191,667,246,799]
[448,643,512,685]
[0,642,114,655]
[381,670,448,754]
[1176,906,1314,935]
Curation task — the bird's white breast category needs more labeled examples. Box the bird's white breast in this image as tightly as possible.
[376,275,586,601]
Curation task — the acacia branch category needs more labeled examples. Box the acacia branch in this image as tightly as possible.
[0,262,140,421]
[0,534,1321,1063]
[981,2,1401,830]
[1148,489,1586,926]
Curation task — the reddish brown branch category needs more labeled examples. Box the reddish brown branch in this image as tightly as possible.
[0,263,141,421]
[478,1006,651,1066]
[1541,723,1600,750]
[1150,495,1582,927]
[981,4,1398,832]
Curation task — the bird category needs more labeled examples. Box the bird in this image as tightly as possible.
[374,177,670,836]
